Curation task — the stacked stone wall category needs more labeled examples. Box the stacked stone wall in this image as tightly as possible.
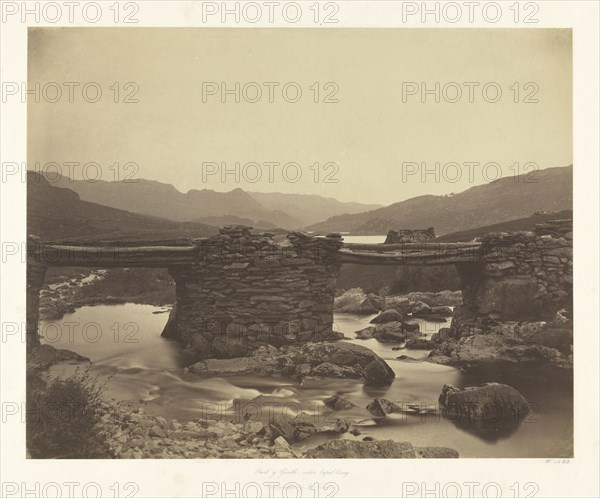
[384,227,436,244]
[167,226,343,358]
[453,219,572,335]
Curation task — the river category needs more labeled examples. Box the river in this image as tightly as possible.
[340,235,387,244]
[39,303,572,458]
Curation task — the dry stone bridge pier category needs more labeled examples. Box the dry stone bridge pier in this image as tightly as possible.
[27,221,573,357]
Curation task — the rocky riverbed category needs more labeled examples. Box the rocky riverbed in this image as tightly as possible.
[31,300,573,458]
[30,341,542,459]
[27,344,459,459]
[334,288,462,315]
[94,399,457,459]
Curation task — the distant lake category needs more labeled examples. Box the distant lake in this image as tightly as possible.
[341,235,386,244]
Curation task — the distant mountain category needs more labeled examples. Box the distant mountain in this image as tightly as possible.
[41,174,302,228]
[307,166,573,235]
[27,172,216,241]
[248,192,382,227]
[193,215,277,230]
[39,174,378,229]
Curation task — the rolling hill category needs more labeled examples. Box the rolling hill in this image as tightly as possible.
[40,173,379,229]
[436,210,573,242]
[27,172,217,241]
[307,165,573,235]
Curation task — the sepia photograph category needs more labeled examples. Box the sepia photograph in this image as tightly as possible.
[25,26,574,460]
[1,2,598,497]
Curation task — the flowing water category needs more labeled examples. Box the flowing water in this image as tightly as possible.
[40,303,573,458]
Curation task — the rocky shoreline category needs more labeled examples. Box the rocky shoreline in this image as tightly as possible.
[334,288,462,316]
[39,268,174,321]
[96,401,458,459]
[30,274,571,458]
[27,344,460,459]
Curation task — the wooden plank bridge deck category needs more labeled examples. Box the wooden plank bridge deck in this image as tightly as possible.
[28,239,483,267]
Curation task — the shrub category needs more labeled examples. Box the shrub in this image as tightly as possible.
[27,369,112,458]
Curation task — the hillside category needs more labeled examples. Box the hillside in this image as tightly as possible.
[307,165,573,235]
[27,172,217,241]
[436,210,573,242]
[40,173,379,229]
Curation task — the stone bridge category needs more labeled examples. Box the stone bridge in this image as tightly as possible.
[27,221,572,357]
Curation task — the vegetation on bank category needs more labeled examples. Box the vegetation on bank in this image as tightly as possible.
[27,368,112,458]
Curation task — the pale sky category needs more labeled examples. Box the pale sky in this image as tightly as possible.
[28,28,572,205]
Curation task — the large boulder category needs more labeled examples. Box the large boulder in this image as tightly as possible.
[298,341,379,369]
[474,277,539,321]
[364,358,395,386]
[370,309,404,324]
[410,301,431,316]
[372,323,407,343]
[439,383,530,422]
[355,322,421,343]
[520,323,573,352]
[403,338,433,350]
[430,306,453,317]
[355,326,376,340]
[334,288,381,314]
[269,414,349,444]
[189,341,396,385]
[188,356,275,376]
[428,320,572,369]
[27,344,90,371]
[309,362,362,380]
[430,327,455,344]
[384,296,413,314]
[269,415,305,442]
[412,304,453,322]
[402,291,463,307]
[305,439,458,458]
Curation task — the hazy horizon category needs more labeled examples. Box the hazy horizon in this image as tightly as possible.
[28,163,572,210]
[28,28,572,204]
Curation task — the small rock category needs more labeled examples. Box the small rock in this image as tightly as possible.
[273,436,291,450]
[355,326,375,340]
[245,421,265,434]
[367,398,401,417]
[149,426,166,438]
[324,394,357,411]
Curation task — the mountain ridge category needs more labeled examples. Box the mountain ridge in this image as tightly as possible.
[37,173,380,229]
[307,165,573,235]
[27,172,217,241]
